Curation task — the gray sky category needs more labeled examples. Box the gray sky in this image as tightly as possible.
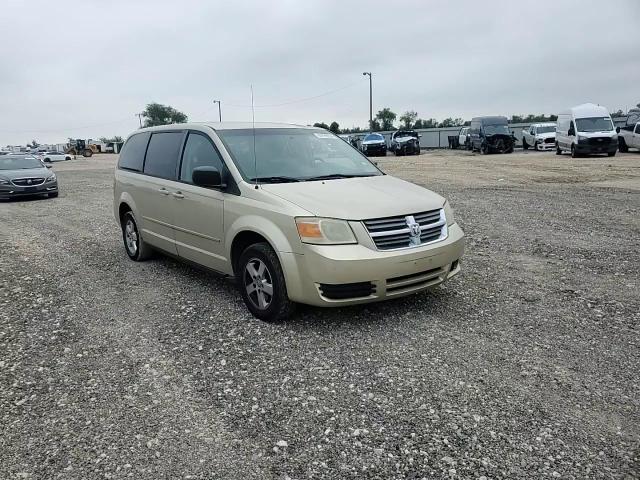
[1,0,639,145]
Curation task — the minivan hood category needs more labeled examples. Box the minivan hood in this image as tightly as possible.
[260,175,444,219]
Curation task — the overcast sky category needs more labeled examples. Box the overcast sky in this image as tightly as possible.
[1,0,638,145]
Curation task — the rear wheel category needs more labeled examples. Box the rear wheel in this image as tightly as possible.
[82,149,92,157]
[121,211,152,261]
[238,243,294,322]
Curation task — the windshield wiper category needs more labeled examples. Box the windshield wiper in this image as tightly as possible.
[248,176,301,183]
[304,173,375,181]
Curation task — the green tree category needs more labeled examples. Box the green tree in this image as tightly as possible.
[399,110,418,129]
[30,139,39,148]
[142,102,188,127]
[313,122,329,130]
[329,121,340,134]
[375,108,396,131]
[370,119,382,131]
[438,118,455,128]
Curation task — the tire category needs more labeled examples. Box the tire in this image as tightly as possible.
[607,151,616,157]
[618,138,628,153]
[238,242,294,322]
[556,143,562,155]
[44,158,51,163]
[534,142,540,151]
[121,211,152,261]
[522,138,529,150]
[48,192,58,198]
[481,143,489,155]
[82,149,92,158]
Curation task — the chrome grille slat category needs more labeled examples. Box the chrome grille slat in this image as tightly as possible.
[363,208,447,251]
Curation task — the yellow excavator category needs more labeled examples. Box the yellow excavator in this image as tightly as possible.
[65,139,100,157]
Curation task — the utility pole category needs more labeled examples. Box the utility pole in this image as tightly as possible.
[135,113,143,128]
[362,72,372,131]
[213,100,222,122]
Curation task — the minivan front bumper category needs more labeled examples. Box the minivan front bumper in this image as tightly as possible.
[280,223,464,306]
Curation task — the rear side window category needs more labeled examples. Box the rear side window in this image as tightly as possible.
[143,132,183,179]
[118,133,149,172]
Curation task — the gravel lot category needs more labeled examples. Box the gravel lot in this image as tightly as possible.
[1,149,639,479]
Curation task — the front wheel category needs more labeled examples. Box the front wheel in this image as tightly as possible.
[571,144,578,158]
[238,243,294,322]
[522,138,529,150]
[618,138,628,153]
[556,143,562,155]
[607,151,616,157]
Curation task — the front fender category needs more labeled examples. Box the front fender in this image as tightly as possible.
[225,214,298,255]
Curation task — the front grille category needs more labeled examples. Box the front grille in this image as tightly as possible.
[386,267,443,294]
[12,177,45,186]
[363,209,446,250]
[588,137,611,145]
[319,282,375,300]
[544,137,555,144]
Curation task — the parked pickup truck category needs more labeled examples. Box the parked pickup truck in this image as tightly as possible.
[617,122,640,152]
[522,123,556,151]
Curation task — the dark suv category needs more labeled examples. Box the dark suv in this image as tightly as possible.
[469,116,514,154]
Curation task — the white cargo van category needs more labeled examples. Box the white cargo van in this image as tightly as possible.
[555,103,618,158]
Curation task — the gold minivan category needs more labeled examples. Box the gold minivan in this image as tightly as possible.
[114,123,464,321]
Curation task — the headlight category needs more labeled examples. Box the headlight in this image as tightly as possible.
[577,135,588,143]
[0,178,9,185]
[46,173,57,182]
[295,217,357,245]
[443,201,455,226]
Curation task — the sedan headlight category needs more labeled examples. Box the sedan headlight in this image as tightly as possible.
[46,173,57,182]
[443,200,455,226]
[295,217,357,245]
[0,178,10,185]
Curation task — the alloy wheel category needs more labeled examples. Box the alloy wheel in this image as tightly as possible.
[124,219,138,255]
[244,258,274,310]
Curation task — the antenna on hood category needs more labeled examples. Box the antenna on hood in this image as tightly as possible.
[251,85,258,189]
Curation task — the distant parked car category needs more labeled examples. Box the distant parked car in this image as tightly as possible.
[458,127,471,149]
[522,123,556,151]
[617,109,640,152]
[469,116,515,154]
[555,103,617,157]
[390,130,420,155]
[360,133,387,156]
[0,155,58,199]
[39,151,72,162]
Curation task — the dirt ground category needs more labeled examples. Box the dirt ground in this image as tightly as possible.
[1,149,639,479]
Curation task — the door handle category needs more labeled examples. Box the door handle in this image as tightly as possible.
[158,187,169,195]
[172,191,184,199]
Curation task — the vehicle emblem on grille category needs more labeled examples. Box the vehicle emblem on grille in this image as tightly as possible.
[406,216,421,246]
[27,179,32,184]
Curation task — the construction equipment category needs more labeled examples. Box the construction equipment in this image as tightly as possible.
[65,139,100,157]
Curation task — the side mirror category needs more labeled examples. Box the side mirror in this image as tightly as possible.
[616,126,620,133]
[45,164,52,169]
[192,166,224,188]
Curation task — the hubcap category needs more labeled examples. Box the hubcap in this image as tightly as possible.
[125,219,138,254]
[244,258,273,310]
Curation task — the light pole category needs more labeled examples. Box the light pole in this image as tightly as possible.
[362,72,372,130]
[135,113,143,128]
[213,100,222,122]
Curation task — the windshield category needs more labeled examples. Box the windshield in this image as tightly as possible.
[395,131,418,138]
[0,157,43,170]
[483,124,510,135]
[575,117,613,132]
[217,128,382,182]
[537,126,555,134]
[363,134,384,142]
